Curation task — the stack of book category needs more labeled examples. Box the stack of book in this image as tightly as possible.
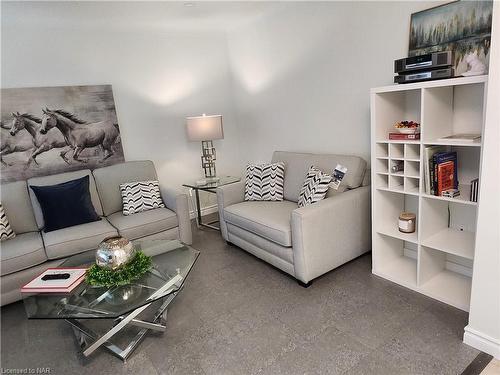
[21,268,87,294]
[423,147,458,196]
[470,178,479,202]
[388,133,420,140]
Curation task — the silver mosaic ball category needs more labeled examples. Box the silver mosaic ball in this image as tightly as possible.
[96,236,135,270]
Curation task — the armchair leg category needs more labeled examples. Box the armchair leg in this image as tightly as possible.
[297,280,312,288]
[226,241,234,247]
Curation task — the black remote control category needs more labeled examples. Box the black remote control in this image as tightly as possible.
[42,273,71,281]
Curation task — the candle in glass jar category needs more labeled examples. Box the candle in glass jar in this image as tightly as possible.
[398,212,416,233]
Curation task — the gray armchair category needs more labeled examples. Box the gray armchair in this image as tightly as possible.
[217,151,371,285]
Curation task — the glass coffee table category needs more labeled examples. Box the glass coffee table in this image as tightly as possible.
[23,240,199,361]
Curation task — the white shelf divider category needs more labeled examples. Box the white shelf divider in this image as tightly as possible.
[375,254,417,289]
[420,270,472,311]
[377,225,418,244]
[421,229,475,260]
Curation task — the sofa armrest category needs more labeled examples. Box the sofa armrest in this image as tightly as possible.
[216,180,245,240]
[160,186,192,245]
[291,185,371,283]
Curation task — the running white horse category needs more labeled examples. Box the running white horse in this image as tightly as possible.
[0,121,35,166]
[9,112,68,166]
[40,108,119,163]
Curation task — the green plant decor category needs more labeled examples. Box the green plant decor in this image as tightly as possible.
[86,251,153,287]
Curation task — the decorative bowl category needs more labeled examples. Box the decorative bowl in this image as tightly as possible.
[95,236,135,270]
[394,120,420,134]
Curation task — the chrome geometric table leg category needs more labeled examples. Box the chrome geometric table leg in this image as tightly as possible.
[67,274,183,361]
[67,319,127,360]
[188,188,201,228]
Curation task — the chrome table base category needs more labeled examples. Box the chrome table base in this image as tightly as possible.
[66,275,182,362]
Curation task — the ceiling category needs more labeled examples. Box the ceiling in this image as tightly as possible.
[1,1,285,33]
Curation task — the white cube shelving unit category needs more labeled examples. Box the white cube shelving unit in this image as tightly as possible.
[370,75,488,312]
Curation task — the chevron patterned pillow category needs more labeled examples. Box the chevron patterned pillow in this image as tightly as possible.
[298,166,333,208]
[120,180,166,216]
[245,162,285,201]
[0,203,16,241]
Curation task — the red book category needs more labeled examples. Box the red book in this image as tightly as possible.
[437,160,455,196]
[389,133,420,140]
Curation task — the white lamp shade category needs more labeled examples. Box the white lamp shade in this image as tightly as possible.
[186,114,224,141]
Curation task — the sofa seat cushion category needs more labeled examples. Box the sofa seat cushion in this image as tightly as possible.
[42,219,118,260]
[107,208,178,240]
[1,232,47,276]
[224,200,296,247]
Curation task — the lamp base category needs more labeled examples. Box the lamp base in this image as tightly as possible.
[201,140,217,179]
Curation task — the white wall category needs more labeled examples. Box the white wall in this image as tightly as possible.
[1,3,245,211]
[464,0,500,359]
[227,1,442,165]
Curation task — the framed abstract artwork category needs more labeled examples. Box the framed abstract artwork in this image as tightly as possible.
[409,1,493,76]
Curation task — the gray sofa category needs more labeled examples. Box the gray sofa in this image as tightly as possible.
[217,151,371,285]
[0,160,192,305]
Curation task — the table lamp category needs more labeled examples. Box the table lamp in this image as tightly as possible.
[186,114,223,181]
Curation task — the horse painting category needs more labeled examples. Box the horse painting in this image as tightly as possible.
[40,108,120,163]
[9,112,68,167]
[1,84,124,183]
[0,121,35,166]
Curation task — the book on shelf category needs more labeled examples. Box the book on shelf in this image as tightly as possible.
[441,189,460,198]
[21,268,87,294]
[437,161,455,196]
[470,178,479,202]
[388,133,420,140]
[423,146,444,195]
[437,133,481,143]
[429,150,458,196]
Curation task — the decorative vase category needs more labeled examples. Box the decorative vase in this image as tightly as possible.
[95,236,135,270]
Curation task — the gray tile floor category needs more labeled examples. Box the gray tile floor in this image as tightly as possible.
[1,221,479,374]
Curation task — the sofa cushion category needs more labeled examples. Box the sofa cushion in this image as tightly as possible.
[107,208,178,240]
[28,169,103,230]
[30,176,101,232]
[224,200,296,247]
[0,180,38,234]
[227,223,294,263]
[244,162,285,201]
[120,180,165,216]
[93,161,158,216]
[1,232,47,276]
[0,203,16,241]
[298,166,333,208]
[42,219,118,260]
[272,151,367,202]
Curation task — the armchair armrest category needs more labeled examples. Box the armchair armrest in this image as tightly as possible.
[216,180,245,240]
[160,186,192,245]
[291,186,371,283]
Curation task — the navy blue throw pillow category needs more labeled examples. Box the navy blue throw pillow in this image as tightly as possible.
[30,175,101,232]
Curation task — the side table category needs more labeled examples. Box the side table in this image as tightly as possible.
[183,176,241,230]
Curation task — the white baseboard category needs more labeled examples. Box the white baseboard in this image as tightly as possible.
[464,325,500,359]
[189,204,218,220]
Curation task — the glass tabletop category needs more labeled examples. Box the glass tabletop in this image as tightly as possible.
[182,176,240,190]
[23,240,199,319]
